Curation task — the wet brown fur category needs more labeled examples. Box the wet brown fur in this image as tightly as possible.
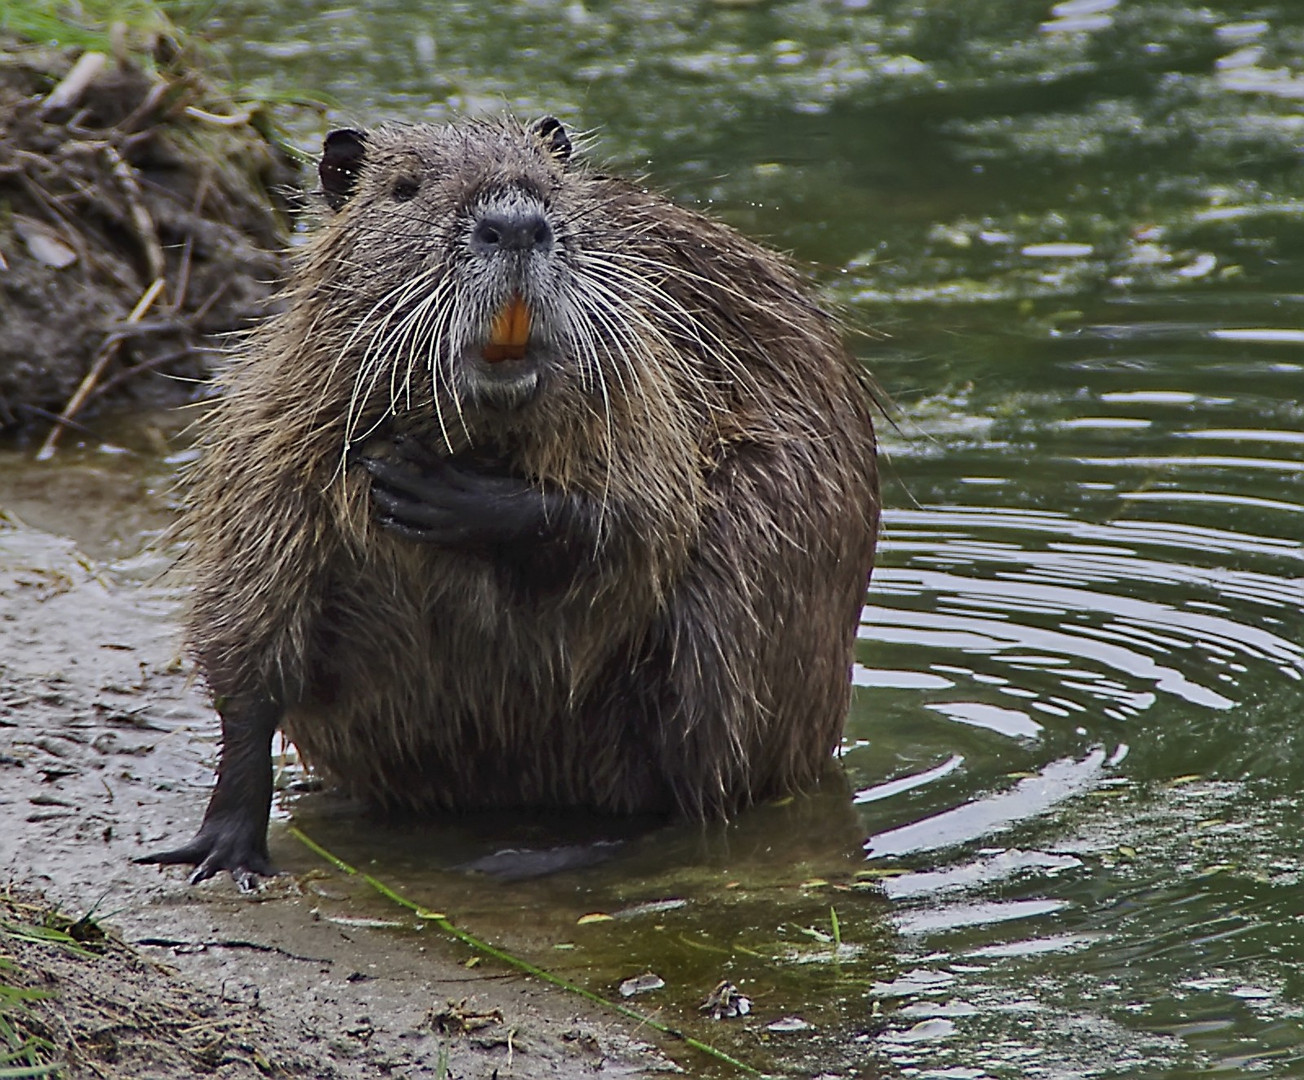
[183,116,879,819]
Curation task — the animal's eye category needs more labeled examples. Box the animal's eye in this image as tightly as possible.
[391,177,420,201]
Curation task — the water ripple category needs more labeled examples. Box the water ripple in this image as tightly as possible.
[862,506,1304,727]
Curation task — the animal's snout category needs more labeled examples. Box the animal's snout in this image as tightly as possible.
[472,207,553,256]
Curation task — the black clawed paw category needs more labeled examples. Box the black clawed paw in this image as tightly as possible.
[137,824,277,888]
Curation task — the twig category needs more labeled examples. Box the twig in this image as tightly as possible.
[57,141,162,283]
[40,52,108,116]
[191,168,212,219]
[65,106,94,132]
[100,316,191,345]
[119,77,177,134]
[288,827,761,1076]
[102,144,165,283]
[173,234,195,311]
[191,278,230,324]
[183,105,254,127]
[17,403,98,439]
[17,174,98,281]
[133,937,331,964]
[36,277,166,460]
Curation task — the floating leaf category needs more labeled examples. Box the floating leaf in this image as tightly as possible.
[612,899,687,919]
[619,972,665,997]
[766,1016,813,1033]
[896,1018,957,1042]
[322,915,405,929]
[576,913,613,925]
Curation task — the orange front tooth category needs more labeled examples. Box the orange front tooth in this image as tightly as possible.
[509,295,530,344]
[487,295,531,361]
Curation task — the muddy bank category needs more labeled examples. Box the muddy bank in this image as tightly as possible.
[0,35,294,440]
[0,888,338,1078]
[0,508,675,1078]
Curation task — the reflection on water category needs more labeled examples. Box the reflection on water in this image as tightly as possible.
[34,0,1304,1075]
[861,751,1112,859]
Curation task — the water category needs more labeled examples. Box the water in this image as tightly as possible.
[90,1,1304,1075]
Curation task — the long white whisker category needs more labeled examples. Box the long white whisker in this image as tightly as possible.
[342,269,442,447]
[563,295,615,547]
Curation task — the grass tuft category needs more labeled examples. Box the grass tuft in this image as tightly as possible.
[2,0,181,65]
[0,912,73,1079]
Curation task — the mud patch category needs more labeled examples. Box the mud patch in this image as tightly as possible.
[0,34,296,440]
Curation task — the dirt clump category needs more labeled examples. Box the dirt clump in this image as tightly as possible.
[0,35,297,441]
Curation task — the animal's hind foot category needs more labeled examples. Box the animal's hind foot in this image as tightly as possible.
[136,816,277,892]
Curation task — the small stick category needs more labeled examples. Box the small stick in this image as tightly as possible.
[191,278,230,324]
[173,233,195,312]
[118,76,176,134]
[102,143,166,283]
[17,173,99,281]
[183,104,254,127]
[40,51,108,115]
[36,277,166,460]
[14,403,98,438]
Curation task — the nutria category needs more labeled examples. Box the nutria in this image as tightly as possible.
[139,115,880,885]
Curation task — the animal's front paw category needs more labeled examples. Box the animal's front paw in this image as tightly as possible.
[360,446,542,548]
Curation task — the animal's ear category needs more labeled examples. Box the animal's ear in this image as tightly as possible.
[320,129,368,211]
[532,116,571,163]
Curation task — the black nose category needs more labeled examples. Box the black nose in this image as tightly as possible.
[472,210,553,255]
